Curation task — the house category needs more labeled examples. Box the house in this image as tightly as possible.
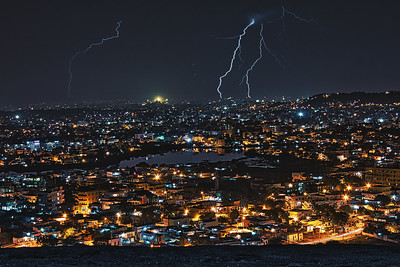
[281,231,304,243]
[163,216,189,227]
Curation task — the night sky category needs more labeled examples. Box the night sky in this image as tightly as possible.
[1,0,400,106]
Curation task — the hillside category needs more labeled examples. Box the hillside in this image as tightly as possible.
[304,91,400,106]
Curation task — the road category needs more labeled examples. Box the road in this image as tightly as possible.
[300,228,364,245]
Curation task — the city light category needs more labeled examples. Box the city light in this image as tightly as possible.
[2,1,400,261]
[154,96,165,103]
[0,72,399,251]
[55,217,66,222]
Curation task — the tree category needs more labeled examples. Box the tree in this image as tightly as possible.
[375,194,391,206]
[339,205,352,214]
[121,215,133,225]
[200,211,215,221]
[39,236,58,247]
[0,232,12,245]
[229,209,240,223]
[344,175,364,186]
[323,176,340,187]
[218,216,229,224]
[264,199,276,209]
[315,204,349,226]
[141,207,160,224]
[315,204,336,223]
[179,235,188,246]
[266,208,288,223]
[136,162,150,168]
[119,200,133,213]
[275,200,286,209]
[358,207,372,216]
[331,211,349,226]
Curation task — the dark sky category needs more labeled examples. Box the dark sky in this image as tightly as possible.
[1,0,400,106]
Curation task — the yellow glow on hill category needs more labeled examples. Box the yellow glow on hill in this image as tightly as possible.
[154,96,165,103]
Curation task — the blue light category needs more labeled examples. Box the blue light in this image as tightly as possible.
[298,112,304,117]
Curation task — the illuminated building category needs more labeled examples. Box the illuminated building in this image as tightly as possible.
[74,189,105,214]
[366,168,400,186]
[37,187,65,214]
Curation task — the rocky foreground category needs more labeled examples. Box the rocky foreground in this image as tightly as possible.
[0,244,400,266]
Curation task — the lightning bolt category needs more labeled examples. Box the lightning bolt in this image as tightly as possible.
[216,34,245,70]
[278,5,319,36]
[216,19,255,99]
[241,25,265,98]
[68,20,122,98]
[282,6,318,24]
[237,46,244,70]
[261,36,284,69]
[240,5,317,98]
[241,24,284,98]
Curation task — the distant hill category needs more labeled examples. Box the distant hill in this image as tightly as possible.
[304,91,400,106]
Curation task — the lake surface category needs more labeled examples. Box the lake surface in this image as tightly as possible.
[120,151,245,167]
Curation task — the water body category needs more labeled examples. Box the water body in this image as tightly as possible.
[120,151,245,167]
